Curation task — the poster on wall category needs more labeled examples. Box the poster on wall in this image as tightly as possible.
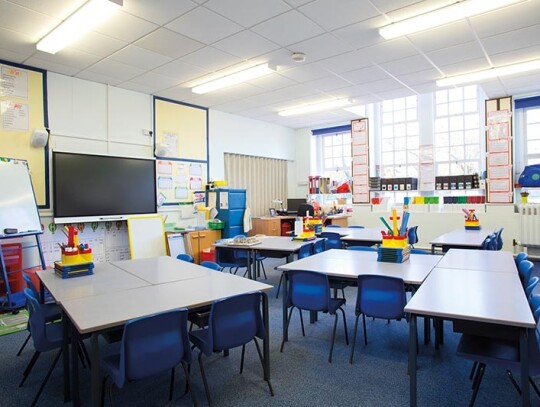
[156,159,207,205]
[485,99,513,204]
[351,118,370,204]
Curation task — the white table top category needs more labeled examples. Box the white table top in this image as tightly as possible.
[37,263,148,304]
[405,267,535,328]
[339,227,383,242]
[278,249,441,285]
[61,272,273,334]
[436,249,516,273]
[111,256,212,285]
[430,228,493,247]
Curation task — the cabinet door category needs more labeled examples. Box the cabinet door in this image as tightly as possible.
[265,219,280,236]
[185,232,200,264]
[198,230,221,254]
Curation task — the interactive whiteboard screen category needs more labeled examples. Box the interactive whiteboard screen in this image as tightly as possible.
[0,158,42,236]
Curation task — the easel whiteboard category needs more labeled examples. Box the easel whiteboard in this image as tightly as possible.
[127,216,167,259]
[0,158,42,236]
[166,233,186,258]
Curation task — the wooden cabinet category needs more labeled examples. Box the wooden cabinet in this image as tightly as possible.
[184,229,221,264]
[327,215,349,227]
[251,218,281,236]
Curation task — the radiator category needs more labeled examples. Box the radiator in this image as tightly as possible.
[519,204,540,246]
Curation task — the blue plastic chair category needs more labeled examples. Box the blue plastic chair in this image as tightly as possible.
[276,242,312,299]
[349,226,365,229]
[320,231,343,250]
[408,226,419,247]
[200,261,222,271]
[456,294,540,405]
[312,239,325,254]
[326,224,341,228]
[515,252,528,267]
[280,269,349,363]
[177,253,194,263]
[189,292,273,405]
[349,275,407,364]
[20,288,64,407]
[410,248,430,255]
[526,276,539,298]
[348,246,377,252]
[99,308,196,405]
[519,260,534,289]
[495,227,504,250]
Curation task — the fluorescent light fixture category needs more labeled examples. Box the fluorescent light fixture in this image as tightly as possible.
[379,0,524,40]
[437,59,540,87]
[37,0,122,54]
[278,99,353,117]
[192,63,276,94]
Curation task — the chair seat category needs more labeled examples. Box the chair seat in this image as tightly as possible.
[38,322,63,353]
[328,298,346,314]
[189,328,211,355]
[457,334,520,370]
[43,303,62,323]
[188,309,210,329]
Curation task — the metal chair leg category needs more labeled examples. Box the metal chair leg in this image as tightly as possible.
[181,361,198,407]
[280,307,295,352]
[338,307,349,345]
[253,338,274,396]
[469,363,485,407]
[169,367,175,402]
[31,349,62,407]
[362,314,368,345]
[298,309,305,337]
[16,333,31,356]
[19,351,41,387]
[240,344,246,374]
[275,274,284,298]
[349,314,360,364]
[198,351,212,407]
[328,313,339,363]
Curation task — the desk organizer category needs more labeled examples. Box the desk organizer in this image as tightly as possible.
[54,261,94,279]
[59,225,93,265]
[463,208,481,230]
[377,208,411,262]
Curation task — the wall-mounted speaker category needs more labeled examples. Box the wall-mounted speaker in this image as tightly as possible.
[31,129,49,147]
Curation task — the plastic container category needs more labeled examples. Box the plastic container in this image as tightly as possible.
[208,220,225,230]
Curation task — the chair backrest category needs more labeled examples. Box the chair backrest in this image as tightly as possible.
[356,275,406,319]
[349,226,365,229]
[516,252,529,267]
[519,260,534,288]
[312,239,325,254]
[297,243,312,259]
[297,203,314,217]
[408,226,419,245]
[200,261,222,271]
[120,309,191,386]
[320,232,342,250]
[526,276,539,298]
[288,270,330,312]
[410,248,430,255]
[348,246,377,252]
[481,236,496,250]
[531,294,540,321]
[176,253,194,263]
[23,288,58,352]
[325,225,341,228]
[206,292,264,353]
[495,227,504,250]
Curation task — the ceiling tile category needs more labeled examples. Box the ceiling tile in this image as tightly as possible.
[6,0,86,19]
[121,0,198,25]
[75,70,123,86]
[84,58,145,81]
[381,55,434,76]
[33,48,101,70]
[135,28,205,59]
[408,21,476,53]
[283,0,315,6]
[356,38,418,65]
[0,27,36,56]
[120,81,158,95]
[128,71,183,91]
[375,87,417,101]
[318,51,373,74]
[481,24,540,56]
[369,0,428,14]
[246,73,297,91]
[427,41,486,67]
[299,0,379,31]
[489,46,540,67]
[397,68,442,86]
[0,48,28,63]
[23,55,80,75]
[204,0,291,28]
[93,10,158,43]
[213,30,279,59]
[340,65,389,85]
[154,85,194,102]
[410,82,438,95]
[437,57,491,77]
[251,10,324,47]
[0,1,57,39]
[479,81,509,98]
[279,63,331,83]
[178,46,241,72]
[289,33,355,63]
[332,15,387,50]
[166,7,243,45]
[152,59,208,82]
[470,1,540,39]
[302,75,353,92]
[67,31,127,58]
[360,78,405,93]
[109,45,172,70]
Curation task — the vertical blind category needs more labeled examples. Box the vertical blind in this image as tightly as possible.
[224,153,288,217]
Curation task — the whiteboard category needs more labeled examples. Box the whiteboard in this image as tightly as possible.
[166,233,187,258]
[127,216,167,259]
[0,158,42,236]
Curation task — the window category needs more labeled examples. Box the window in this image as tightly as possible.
[434,85,482,176]
[523,107,540,165]
[312,126,352,180]
[380,96,419,178]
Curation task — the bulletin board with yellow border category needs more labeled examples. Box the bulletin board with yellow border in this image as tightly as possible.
[0,60,48,208]
[154,97,208,161]
[156,159,208,206]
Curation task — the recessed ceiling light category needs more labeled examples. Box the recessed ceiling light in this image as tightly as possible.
[278,98,353,117]
[191,63,276,94]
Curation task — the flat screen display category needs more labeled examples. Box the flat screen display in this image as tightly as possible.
[53,152,156,220]
[287,198,306,214]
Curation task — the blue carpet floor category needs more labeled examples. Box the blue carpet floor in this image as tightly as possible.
[0,257,537,406]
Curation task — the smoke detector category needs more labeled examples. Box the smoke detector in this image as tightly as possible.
[291,52,306,63]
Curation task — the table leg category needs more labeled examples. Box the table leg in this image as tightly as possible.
[71,322,80,406]
[520,328,530,407]
[62,310,71,403]
[282,271,288,342]
[424,317,430,344]
[262,293,270,381]
[431,245,435,254]
[409,314,417,406]
[91,333,100,407]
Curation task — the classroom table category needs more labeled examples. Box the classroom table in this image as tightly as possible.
[38,257,272,407]
[435,248,516,273]
[214,236,318,280]
[277,249,442,342]
[405,264,535,406]
[338,227,383,247]
[429,228,493,254]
